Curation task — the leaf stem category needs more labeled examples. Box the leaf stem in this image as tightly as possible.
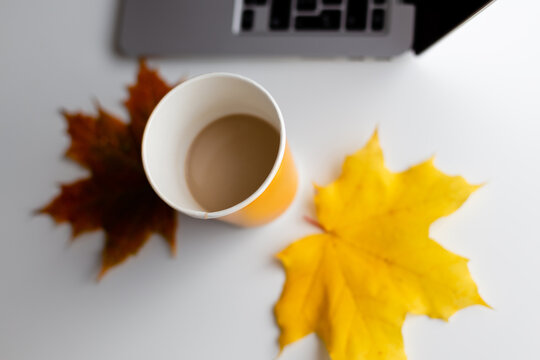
[303,216,325,232]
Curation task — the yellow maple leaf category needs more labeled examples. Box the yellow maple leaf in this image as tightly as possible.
[275,131,487,360]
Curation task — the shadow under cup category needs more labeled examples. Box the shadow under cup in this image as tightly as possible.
[142,73,298,227]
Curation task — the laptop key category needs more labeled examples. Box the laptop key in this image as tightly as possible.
[270,0,292,30]
[323,0,342,4]
[245,0,267,5]
[371,9,385,31]
[242,9,255,31]
[295,10,341,30]
[346,0,368,30]
[297,0,316,11]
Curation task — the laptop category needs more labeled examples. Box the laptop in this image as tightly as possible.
[117,0,494,58]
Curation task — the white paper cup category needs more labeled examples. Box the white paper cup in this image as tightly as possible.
[142,73,298,227]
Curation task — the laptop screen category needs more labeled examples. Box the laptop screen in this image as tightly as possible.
[412,0,495,54]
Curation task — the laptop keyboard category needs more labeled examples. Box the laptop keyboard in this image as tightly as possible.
[240,0,388,33]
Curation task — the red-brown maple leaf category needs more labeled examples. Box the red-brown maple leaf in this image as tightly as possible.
[39,60,179,279]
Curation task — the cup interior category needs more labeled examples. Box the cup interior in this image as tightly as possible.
[142,73,285,219]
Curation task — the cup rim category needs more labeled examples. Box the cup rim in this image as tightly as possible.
[142,72,287,220]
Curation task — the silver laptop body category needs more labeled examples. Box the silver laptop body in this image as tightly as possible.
[117,0,493,58]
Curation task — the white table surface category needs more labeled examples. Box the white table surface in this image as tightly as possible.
[1,0,539,359]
